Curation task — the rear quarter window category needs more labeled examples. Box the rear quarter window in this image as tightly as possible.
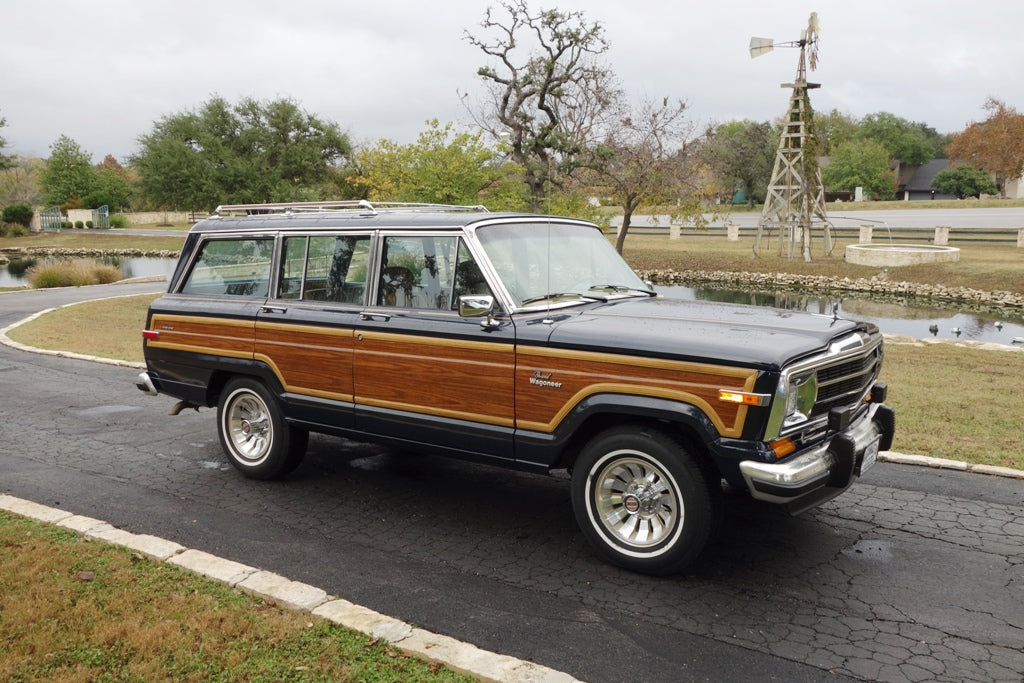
[180,238,274,298]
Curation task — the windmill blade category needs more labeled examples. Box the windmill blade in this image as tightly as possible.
[806,12,820,70]
[749,36,775,59]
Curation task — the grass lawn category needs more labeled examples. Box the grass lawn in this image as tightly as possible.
[0,511,472,682]
[0,228,186,254]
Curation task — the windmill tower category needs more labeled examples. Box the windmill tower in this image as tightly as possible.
[751,13,833,261]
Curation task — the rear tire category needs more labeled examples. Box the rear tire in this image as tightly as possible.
[571,426,719,575]
[217,377,307,480]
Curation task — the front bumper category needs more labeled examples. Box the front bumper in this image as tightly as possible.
[739,402,895,513]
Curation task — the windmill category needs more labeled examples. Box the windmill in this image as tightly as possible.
[750,12,833,261]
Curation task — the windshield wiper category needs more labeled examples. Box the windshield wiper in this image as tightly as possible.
[520,291,607,305]
[588,284,657,297]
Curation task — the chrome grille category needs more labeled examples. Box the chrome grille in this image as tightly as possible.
[811,343,882,419]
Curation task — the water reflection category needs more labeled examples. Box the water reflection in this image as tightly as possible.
[657,285,1024,346]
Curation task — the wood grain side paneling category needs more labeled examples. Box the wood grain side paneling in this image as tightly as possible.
[255,322,355,402]
[354,331,515,427]
[515,346,758,437]
[146,314,255,359]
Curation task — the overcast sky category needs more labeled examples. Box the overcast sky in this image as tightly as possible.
[3,0,1022,163]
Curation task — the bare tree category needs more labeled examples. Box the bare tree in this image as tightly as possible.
[582,98,706,254]
[463,0,619,212]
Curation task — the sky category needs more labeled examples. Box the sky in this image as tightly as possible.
[3,0,1023,163]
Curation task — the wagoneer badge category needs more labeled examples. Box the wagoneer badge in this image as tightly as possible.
[529,371,562,389]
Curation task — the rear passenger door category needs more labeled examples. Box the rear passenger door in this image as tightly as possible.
[253,233,371,430]
[352,233,516,463]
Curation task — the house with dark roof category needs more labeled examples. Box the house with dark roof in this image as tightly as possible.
[898,159,957,200]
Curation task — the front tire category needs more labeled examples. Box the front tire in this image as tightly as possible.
[217,377,308,480]
[571,426,719,575]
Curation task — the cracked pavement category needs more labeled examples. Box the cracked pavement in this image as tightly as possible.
[1,283,1022,682]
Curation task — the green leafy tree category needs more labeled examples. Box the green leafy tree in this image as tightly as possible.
[821,139,896,198]
[814,109,859,155]
[84,155,132,210]
[932,164,999,199]
[701,119,775,208]
[946,98,1024,196]
[353,120,516,207]
[132,96,351,210]
[855,112,934,165]
[464,0,619,212]
[40,135,98,207]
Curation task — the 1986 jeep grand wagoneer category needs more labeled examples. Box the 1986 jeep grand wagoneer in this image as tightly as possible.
[138,201,894,574]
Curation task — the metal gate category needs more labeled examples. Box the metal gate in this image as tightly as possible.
[39,207,63,231]
[92,205,110,229]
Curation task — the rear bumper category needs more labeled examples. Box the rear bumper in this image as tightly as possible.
[135,371,158,396]
[739,403,895,513]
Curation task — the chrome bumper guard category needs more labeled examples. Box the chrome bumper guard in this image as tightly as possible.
[739,403,891,508]
[135,371,158,396]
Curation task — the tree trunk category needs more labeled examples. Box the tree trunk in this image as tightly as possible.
[615,210,633,254]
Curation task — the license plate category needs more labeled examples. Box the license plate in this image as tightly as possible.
[859,439,880,475]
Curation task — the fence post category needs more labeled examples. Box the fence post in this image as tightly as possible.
[934,226,950,246]
[670,221,681,240]
[859,225,873,244]
[727,223,739,241]
[1018,228,1024,248]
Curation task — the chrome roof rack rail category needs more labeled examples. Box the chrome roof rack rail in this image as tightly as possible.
[211,200,489,217]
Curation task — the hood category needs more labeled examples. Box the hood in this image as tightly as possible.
[534,296,870,370]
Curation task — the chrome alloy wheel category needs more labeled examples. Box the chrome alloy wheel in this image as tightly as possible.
[225,391,273,466]
[591,451,680,549]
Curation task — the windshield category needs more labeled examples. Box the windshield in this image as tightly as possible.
[475,222,649,308]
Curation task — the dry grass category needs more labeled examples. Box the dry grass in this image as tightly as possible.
[0,230,186,253]
[621,234,1024,295]
[25,261,123,288]
[880,343,1024,470]
[0,512,471,682]
[5,293,158,363]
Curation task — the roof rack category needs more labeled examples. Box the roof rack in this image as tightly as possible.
[211,200,489,217]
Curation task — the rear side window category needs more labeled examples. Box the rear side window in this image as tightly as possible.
[180,238,273,298]
[279,234,370,304]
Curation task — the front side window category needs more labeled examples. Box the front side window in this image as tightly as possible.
[378,235,486,310]
[180,238,273,298]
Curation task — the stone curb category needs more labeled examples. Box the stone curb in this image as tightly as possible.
[0,493,582,683]
[879,451,1024,479]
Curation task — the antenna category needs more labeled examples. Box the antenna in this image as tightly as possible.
[750,12,833,262]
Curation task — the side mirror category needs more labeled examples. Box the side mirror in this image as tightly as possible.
[459,295,495,318]
[458,295,501,329]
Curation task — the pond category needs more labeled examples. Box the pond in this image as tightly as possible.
[0,256,178,288]
[656,285,1024,347]
[2,257,1022,346]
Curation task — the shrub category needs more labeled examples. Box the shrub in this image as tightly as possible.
[2,203,34,227]
[25,260,124,288]
[1,223,29,238]
[63,221,72,229]
[110,213,128,229]
[92,264,122,284]
[86,220,94,228]
[74,220,84,229]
